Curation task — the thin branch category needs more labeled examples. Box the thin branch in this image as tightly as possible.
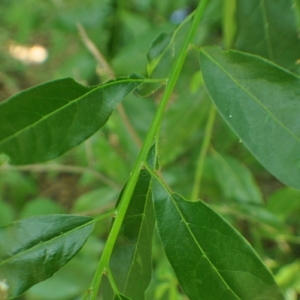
[76,204,115,217]
[77,23,115,79]
[77,23,142,147]
[1,164,120,189]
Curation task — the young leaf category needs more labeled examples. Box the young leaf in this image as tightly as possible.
[0,214,94,298]
[235,0,300,73]
[102,146,156,300]
[0,76,143,165]
[152,177,283,300]
[145,15,193,80]
[199,46,300,190]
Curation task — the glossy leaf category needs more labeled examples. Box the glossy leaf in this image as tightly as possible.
[235,0,300,73]
[152,177,283,300]
[0,214,94,298]
[102,146,156,300]
[25,236,102,300]
[0,76,143,165]
[200,46,300,190]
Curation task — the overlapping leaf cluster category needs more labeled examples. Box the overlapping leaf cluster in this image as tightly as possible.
[0,0,300,299]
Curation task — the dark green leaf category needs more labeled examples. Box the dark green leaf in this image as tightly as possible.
[114,294,131,300]
[0,77,143,165]
[152,177,283,300]
[0,214,94,298]
[103,146,156,300]
[235,0,300,73]
[200,46,300,190]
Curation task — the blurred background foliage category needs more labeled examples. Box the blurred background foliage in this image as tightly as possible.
[1,0,300,299]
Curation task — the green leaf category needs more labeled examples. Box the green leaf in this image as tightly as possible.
[207,151,262,204]
[25,236,102,300]
[147,32,173,77]
[20,197,66,219]
[146,16,193,80]
[152,177,283,300]
[0,214,94,299]
[199,46,300,190]
[275,260,300,291]
[160,92,210,165]
[235,0,300,73]
[114,294,131,300]
[0,76,143,165]
[266,187,300,220]
[0,200,14,228]
[102,146,156,300]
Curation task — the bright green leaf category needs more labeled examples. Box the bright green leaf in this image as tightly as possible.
[147,32,173,77]
[20,197,66,219]
[0,201,14,228]
[152,177,283,300]
[72,187,118,214]
[266,187,300,220]
[199,46,300,190]
[0,76,143,165]
[0,214,94,299]
[102,146,156,300]
[235,0,300,73]
[275,260,300,291]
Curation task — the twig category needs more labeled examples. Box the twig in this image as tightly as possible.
[76,203,115,217]
[77,23,142,147]
[1,164,120,189]
[77,23,115,79]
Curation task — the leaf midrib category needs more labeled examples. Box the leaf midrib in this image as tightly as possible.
[201,49,300,144]
[123,171,153,295]
[169,193,241,300]
[0,218,93,266]
[0,79,142,147]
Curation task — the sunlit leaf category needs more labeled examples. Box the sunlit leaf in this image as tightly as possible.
[152,177,283,300]
[235,0,300,73]
[0,215,94,298]
[200,46,300,190]
[0,76,143,165]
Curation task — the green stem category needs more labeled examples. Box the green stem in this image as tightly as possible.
[106,267,123,299]
[191,105,216,201]
[84,1,209,299]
